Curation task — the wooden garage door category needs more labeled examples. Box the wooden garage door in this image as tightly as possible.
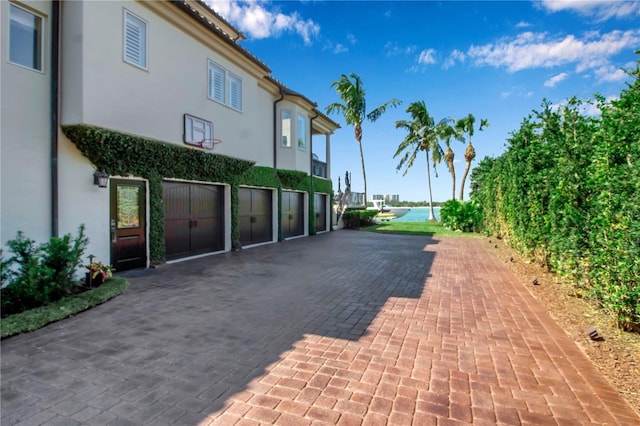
[163,182,224,260]
[281,191,304,239]
[239,188,273,246]
[314,193,328,232]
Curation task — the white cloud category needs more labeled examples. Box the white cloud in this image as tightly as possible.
[467,29,640,73]
[347,33,357,45]
[550,95,617,117]
[443,49,466,69]
[540,0,640,21]
[593,61,635,82]
[333,43,348,54]
[544,72,569,87]
[516,21,532,28]
[417,48,437,65]
[322,40,349,54]
[205,0,320,44]
[405,65,420,74]
[501,86,535,99]
[384,41,417,57]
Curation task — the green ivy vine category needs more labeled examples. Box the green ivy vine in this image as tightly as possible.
[62,125,332,262]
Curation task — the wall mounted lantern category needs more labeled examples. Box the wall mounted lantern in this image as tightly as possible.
[93,170,109,188]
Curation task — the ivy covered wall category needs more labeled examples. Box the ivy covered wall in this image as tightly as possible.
[62,125,332,262]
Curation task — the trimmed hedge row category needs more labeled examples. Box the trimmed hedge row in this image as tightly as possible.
[470,58,640,331]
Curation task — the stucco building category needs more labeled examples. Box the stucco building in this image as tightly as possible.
[1,0,339,272]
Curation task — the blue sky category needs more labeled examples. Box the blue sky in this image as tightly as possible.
[206,0,640,202]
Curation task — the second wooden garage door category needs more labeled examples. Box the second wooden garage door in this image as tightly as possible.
[163,182,224,260]
[281,191,304,239]
[239,188,273,246]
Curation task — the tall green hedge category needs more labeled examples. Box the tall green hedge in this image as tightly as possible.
[470,57,640,330]
[62,125,332,261]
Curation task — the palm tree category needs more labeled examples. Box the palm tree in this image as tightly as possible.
[326,73,401,206]
[438,124,463,200]
[394,101,447,222]
[455,114,489,201]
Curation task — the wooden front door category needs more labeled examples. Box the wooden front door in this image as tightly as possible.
[314,193,327,232]
[163,182,224,260]
[281,191,304,238]
[110,179,147,272]
[239,188,273,246]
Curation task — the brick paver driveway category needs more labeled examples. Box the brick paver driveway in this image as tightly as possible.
[2,231,638,425]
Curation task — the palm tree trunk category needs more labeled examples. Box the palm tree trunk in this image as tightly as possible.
[459,141,475,201]
[426,150,436,221]
[459,162,470,201]
[449,161,456,201]
[357,138,367,207]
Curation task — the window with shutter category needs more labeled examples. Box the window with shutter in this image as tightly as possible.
[228,74,242,111]
[124,10,147,69]
[207,60,243,112]
[208,61,225,103]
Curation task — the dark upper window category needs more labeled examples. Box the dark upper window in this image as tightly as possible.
[9,3,43,71]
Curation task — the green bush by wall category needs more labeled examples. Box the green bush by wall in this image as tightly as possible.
[470,58,640,330]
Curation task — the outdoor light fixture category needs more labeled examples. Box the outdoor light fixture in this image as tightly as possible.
[93,170,109,188]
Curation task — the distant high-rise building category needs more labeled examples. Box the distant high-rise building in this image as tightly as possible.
[384,194,400,202]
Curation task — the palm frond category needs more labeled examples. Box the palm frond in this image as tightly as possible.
[367,98,402,122]
[325,102,346,116]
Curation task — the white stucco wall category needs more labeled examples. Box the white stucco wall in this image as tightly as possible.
[56,0,282,265]
[57,137,114,265]
[62,1,274,167]
[2,0,328,273]
[1,0,52,249]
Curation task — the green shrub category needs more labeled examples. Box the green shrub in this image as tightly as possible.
[1,226,88,316]
[470,55,640,330]
[1,277,128,339]
[341,209,378,228]
[440,200,482,233]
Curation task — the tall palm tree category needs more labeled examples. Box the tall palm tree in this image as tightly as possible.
[394,101,447,222]
[326,73,401,206]
[455,114,489,201]
[438,123,463,200]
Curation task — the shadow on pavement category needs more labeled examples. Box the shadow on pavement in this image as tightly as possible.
[1,230,436,424]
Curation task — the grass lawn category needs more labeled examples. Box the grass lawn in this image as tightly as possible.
[361,221,481,238]
[1,277,129,339]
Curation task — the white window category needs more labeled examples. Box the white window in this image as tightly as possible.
[124,10,147,69]
[208,60,242,112]
[297,114,307,150]
[9,3,43,71]
[184,114,213,149]
[208,62,224,103]
[281,111,292,147]
[228,74,242,111]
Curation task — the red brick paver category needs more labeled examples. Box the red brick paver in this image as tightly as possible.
[203,236,639,425]
[2,232,638,425]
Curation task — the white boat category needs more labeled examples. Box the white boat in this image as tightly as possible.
[369,200,411,218]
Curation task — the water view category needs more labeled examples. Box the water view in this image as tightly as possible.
[390,207,440,222]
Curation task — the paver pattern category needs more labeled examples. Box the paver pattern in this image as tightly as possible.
[2,231,638,425]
